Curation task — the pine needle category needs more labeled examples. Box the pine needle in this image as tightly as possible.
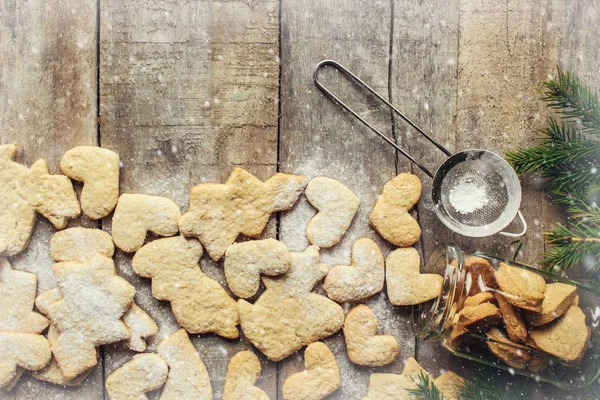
[542,224,600,272]
[407,372,444,400]
[457,368,532,400]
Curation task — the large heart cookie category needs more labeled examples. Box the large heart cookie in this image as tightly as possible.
[343,305,400,367]
[324,238,384,302]
[530,306,590,362]
[386,247,443,306]
[305,177,360,248]
[368,173,421,247]
[282,342,340,400]
[495,263,546,312]
[223,351,269,400]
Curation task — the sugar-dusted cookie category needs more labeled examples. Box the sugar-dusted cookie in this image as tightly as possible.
[401,357,427,379]
[434,371,465,400]
[523,282,577,326]
[223,351,269,400]
[224,239,291,299]
[386,247,443,306]
[463,292,496,307]
[324,238,384,303]
[362,373,416,400]
[179,168,308,261]
[132,236,239,338]
[0,257,49,334]
[495,263,546,312]
[158,329,212,400]
[282,342,339,400]
[60,146,120,220]
[0,144,80,256]
[458,303,503,332]
[40,255,135,379]
[238,246,344,361]
[368,173,421,247]
[494,294,527,344]
[1,369,24,392]
[112,194,181,253]
[50,227,114,262]
[106,353,169,400]
[464,256,498,295]
[530,306,590,362]
[0,332,51,387]
[486,328,531,370]
[32,325,93,386]
[343,305,400,367]
[305,177,360,248]
[122,303,158,353]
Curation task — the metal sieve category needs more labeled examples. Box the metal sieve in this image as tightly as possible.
[314,60,527,238]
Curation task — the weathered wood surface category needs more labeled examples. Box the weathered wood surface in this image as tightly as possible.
[1,0,600,399]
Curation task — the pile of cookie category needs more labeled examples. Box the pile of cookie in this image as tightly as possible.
[0,143,493,399]
[448,257,591,372]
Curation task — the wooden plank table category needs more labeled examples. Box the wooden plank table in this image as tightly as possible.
[1,0,599,398]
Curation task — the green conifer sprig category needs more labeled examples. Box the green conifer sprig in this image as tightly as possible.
[407,372,444,400]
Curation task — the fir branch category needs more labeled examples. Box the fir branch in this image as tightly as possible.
[407,372,444,400]
[541,67,600,133]
[542,224,600,272]
[457,368,532,400]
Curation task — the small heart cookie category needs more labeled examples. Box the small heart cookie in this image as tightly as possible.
[368,173,421,247]
[343,304,400,367]
[495,263,546,312]
[305,177,360,248]
[224,239,291,299]
[523,282,577,326]
[324,238,384,303]
[282,342,340,400]
[386,247,443,306]
[223,351,269,400]
[105,353,168,400]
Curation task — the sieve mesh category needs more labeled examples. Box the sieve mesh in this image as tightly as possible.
[439,159,509,227]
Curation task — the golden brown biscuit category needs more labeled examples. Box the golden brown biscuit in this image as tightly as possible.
[463,292,496,307]
[223,351,269,400]
[434,371,465,400]
[463,256,497,295]
[523,283,577,326]
[486,328,531,370]
[494,293,527,344]
[495,263,546,312]
[458,303,503,332]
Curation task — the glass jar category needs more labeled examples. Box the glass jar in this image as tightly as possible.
[413,244,600,390]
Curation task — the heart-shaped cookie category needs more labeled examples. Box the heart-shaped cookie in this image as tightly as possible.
[368,173,421,247]
[324,238,384,302]
[223,350,269,400]
[282,342,340,400]
[305,177,360,248]
[386,247,443,306]
[343,305,400,367]
[530,306,590,362]
[105,353,168,400]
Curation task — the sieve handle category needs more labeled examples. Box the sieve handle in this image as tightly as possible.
[498,210,528,237]
[314,60,452,178]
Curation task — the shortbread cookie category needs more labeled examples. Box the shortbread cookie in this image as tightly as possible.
[1,369,24,392]
[0,332,51,387]
[434,371,465,400]
[282,342,340,400]
[463,292,496,307]
[40,255,135,379]
[447,324,469,350]
[495,263,546,312]
[573,294,580,306]
[106,353,169,400]
[343,305,400,367]
[238,246,344,361]
[112,193,181,252]
[530,306,590,362]
[458,303,502,332]
[305,177,360,248]
[60,146,120,219]
[223,351,269,400]
[0,257,49,334]
[486,328,531,370]
[494,294,527,344]
[132,236,239,338]
[362,373,416,400]
[324,238,384,302]
[0,144,80,256]
[523,283,577,326]
[386,247,443,306]
[122,303,158,353]
[50,227,114,262]
[464,256,497,295]
[368,173,421,247]
[157,329,213,400]
[224,239,291,299]
[32,325,93,386]
[179,168,308,261]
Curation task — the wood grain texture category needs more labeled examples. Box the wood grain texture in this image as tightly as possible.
[99,0,280,398]
[0,0,102,398]
[278,0,416,398]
